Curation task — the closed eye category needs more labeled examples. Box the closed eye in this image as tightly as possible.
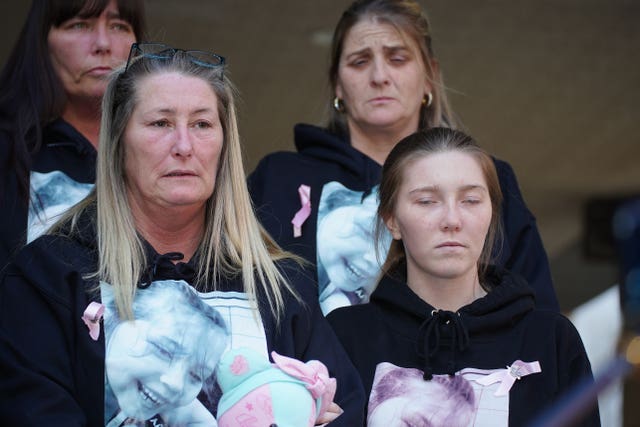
[462,198,481,204]
[189,371,203,383]
[389,55,408,64]
[149,341,172,360]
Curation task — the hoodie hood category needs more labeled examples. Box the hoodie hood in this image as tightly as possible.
[61,202,198,288]
[42,118,95,156]
[294,123,382,191]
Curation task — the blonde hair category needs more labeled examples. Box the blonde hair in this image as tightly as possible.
[55,52,297,321]
[376,128,503,283]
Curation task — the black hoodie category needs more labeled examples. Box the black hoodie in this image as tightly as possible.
[0,118,96,270]
[0,206,365,426]
[248,124,559,312]
[327,266,599,426]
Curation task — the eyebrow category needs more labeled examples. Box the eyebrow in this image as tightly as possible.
[147,107,215,115]
[408,184,487,194]
[344,44,410,60]
[106,11,124,20]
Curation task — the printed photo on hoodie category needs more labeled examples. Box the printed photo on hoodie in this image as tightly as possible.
[101,281,268,427]
[316,181,390,315]
[27,170,93,242]
[368,362,508,427]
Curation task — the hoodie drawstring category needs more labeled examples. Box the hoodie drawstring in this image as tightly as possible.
[416,309,470,380]
[140,252,186,288]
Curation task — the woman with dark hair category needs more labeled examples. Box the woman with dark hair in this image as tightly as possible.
[248,0,559,314]
[327,128,599,426]
[0,0,146,269]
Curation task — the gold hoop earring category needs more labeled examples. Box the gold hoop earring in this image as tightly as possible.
[333,97,345,113]
[423,92,433,108]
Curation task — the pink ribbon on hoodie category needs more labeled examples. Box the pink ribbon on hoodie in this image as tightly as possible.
[475,360,541,396]
[81,302,105,341]
[271,351,337,420]
[291,185,311,238]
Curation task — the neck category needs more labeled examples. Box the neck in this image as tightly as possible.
[130,200,206,262]
[61,98,102,149]
[407,266,486,312]
[347,119,419,165]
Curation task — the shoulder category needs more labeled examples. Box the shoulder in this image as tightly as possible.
[491,156,522,193]
[2,233,96,310]
[13,232,94,273]
[327,303,378,331]
[250,149,326,177]
[273,258,317,301]
[247,151,311,194]
[520,308,585,349]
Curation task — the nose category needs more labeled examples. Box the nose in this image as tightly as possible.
[171,125,194,158]
[160,361,187,396]
[370,58,390,86]
[92,24,112,55]
[441,203,462,232]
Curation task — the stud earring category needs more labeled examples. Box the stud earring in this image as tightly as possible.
[333,97,345,113]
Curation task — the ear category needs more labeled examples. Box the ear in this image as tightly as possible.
[335,81,344,100]
[424,58,440,95]
[385,215,402,241]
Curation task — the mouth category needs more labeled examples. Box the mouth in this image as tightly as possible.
[164,171,196,177]
[137,381,168,409]
[436,242,465,249]
[370,96,394,103]
[86,66,113,76]
[342,258,369,281]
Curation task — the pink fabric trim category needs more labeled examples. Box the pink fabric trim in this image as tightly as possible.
[81,302,104,341]
[475,360,542,396]
[291,185,311,238]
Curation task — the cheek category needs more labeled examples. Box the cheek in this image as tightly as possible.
[113,34,137,58]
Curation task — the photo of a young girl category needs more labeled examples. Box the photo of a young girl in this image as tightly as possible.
[367,363,476,427]
[27,170,93,242]
[317,181,391,314]
[102,280,229,427]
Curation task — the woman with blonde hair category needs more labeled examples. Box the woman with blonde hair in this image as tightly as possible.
[0,43,363,426]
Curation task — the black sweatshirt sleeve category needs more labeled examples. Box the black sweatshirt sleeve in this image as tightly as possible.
[493,158,559,311]
[0,239,103,426]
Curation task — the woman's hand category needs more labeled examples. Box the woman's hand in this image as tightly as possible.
[316,402,344,425]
